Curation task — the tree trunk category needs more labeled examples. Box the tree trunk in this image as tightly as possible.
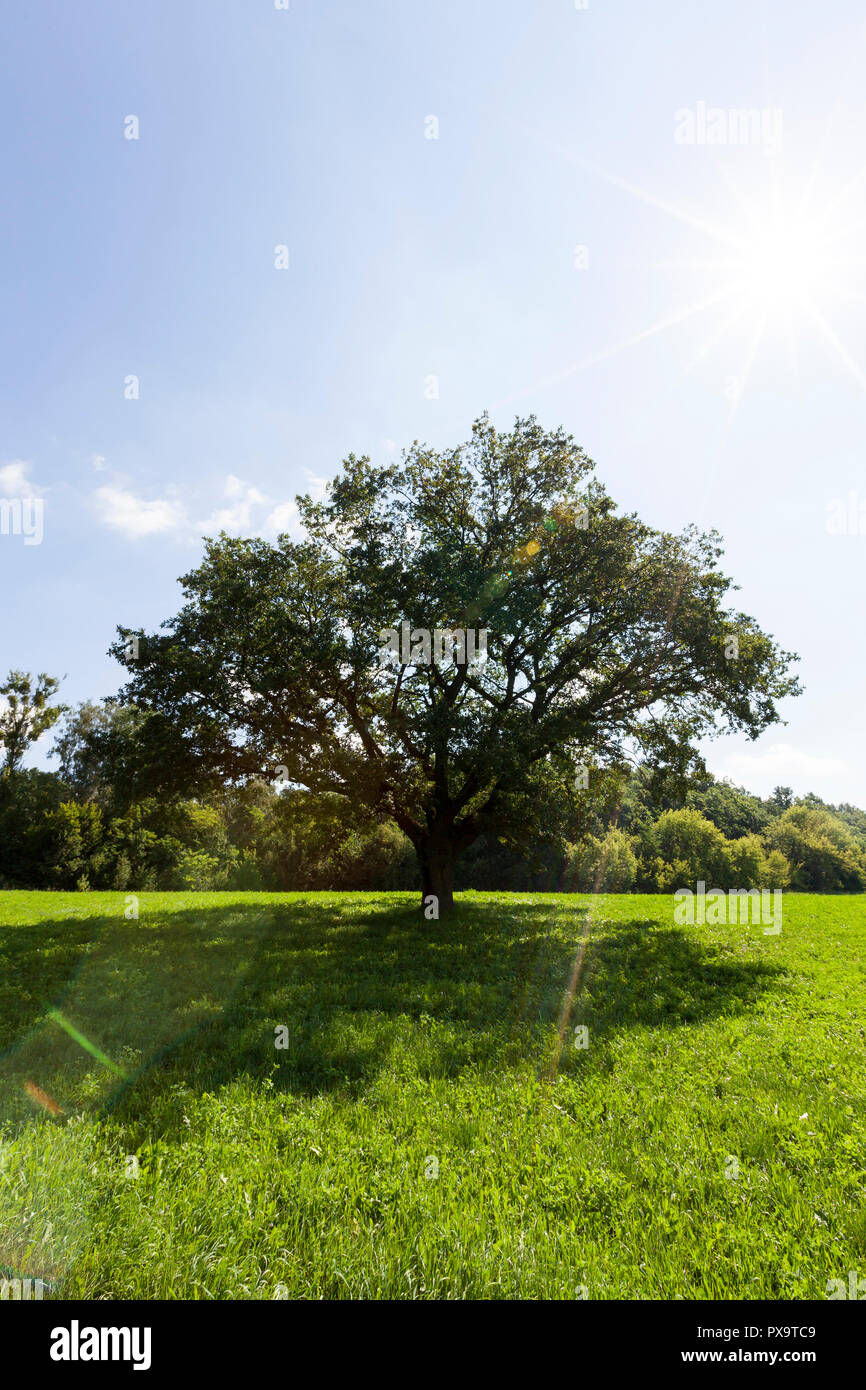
[417,834,455,916]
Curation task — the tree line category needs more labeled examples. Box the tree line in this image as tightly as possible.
[1,684,863,894]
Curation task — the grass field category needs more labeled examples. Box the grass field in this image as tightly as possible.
[0,889,864,1300]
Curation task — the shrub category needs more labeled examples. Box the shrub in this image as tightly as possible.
[648,809,734,890]
[564,828,637,892]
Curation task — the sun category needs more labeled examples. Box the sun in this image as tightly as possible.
[730,211,838,314]
[617,160,866,398]
[686,173,862,335]
[497,142,866,408]
[684,175,866,394]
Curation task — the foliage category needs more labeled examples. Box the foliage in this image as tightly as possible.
[50,700,149,810]
[647,808,734,891]
[765,805,866,892]
[0,670,65,777]
[107,415,800,910]
[2,745,865,892]
[564,828,638,892]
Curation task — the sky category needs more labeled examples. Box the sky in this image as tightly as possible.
[1,0,864,804]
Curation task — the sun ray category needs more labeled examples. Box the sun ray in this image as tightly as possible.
[782,301,800,394]
[570,156,750,253]
[813,166,866,240]
[644,259,744,271]
[494,284,741,408]
[728,310,769,413]
[711,158,769,238]
[800,300,866,393]
[503,121,866,409]
[681,298,753,377]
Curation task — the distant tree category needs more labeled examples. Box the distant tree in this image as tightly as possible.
[648,808,735,891]
[765,805,866,892]
[110,414,801,914]
[0,768,67,887]
[685,778,769,839]
[565,827,638,892]
[769,785,794,813]
[727,833,789,890]
[51,699,149,807]
[0,670,64,777]
[832,802,866,840]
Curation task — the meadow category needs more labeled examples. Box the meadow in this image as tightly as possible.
[0,889,864,1300]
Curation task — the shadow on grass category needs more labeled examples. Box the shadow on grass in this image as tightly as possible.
[0,896,785,1137]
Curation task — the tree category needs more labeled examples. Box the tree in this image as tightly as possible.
[565,827,637,892]
[0,768,67,887]
[40,801,104,891]
[648,808,735,891]
[111,414,800,914]
[50,699,149,808]
[770,785,794,813]
[0,670,64,777]
[765,805,866,891]
[685,777,769,839]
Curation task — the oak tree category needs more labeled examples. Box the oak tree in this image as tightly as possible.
[112,415,800,913]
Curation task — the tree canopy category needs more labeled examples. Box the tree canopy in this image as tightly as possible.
[0,669,64,777]
[111,414,801,912]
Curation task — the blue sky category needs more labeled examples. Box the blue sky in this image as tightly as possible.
[1,0,864,802]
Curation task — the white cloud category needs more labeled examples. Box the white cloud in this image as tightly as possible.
[0,460,44,497]
[265,501,298,534]
[198,476,292,537]
[91,470,301,542]
[91,454,107,472]
[713,742,848,795]
[304,472,330,503]
[94,484,187,538]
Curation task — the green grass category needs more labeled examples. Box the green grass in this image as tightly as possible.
[1,889,864,1299]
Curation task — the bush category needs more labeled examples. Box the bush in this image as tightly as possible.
[111,852,132,892]
[335,822,416,890]
[40,802,104,890]
[170,849,227,892]
[227,850,267,891]
[564,829,637,892]
[647,809,734,890]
